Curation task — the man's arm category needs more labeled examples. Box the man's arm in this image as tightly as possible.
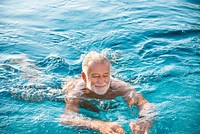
[111,78,156,134]
[60,95,125,134]
[127,92,155,134]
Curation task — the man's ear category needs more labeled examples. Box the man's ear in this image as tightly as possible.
[81,72,87,83]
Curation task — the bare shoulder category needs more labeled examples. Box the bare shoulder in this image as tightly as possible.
[62,77,85,103]
[62,77,85,94]
[109,77,136,98]
[110,77,133,90]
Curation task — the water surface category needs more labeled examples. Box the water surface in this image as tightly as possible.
[0,0,200,133]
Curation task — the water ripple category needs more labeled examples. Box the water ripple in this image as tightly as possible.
[36,54,71,75]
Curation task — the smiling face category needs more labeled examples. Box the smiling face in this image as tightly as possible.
[82,62,111,95]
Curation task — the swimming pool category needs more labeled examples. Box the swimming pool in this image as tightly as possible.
[0,0,199,133]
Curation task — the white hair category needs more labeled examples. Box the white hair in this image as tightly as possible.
[82,51,111,74]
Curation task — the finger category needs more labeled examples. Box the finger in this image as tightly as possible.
[115,127,124,132]
[144,127,149,134]
[111,125,124,134]
[131,124,141,134]
[116,128,125,134]
[108,129,117,134]
[141,127,147,134]
[141,127,149,134]
[133,130,139,134]
[141,127,145,134]
[133,127,140,134]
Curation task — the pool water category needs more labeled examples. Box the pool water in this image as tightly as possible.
[0,0,199,134]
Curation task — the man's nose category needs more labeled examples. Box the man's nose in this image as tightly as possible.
[98,76,104,83]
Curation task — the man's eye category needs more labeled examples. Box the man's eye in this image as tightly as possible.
[92,75,99,78]
[103,75,109,77]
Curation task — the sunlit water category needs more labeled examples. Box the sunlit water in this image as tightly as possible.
[0,0,199,134]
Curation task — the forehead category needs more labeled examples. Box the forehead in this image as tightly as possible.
[87,62,110,74]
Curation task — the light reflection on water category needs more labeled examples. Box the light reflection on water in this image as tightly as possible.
[0,0,199,134]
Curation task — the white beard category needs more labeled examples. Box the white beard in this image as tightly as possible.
[86,81,110,95]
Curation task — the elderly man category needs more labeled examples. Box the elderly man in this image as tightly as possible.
[61,51,155,134]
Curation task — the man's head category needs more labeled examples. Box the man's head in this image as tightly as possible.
[81,51,111,95]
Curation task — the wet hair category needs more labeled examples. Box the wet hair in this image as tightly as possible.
[82,51,111,74]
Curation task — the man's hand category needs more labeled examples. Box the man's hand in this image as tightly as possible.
[129,117,152,134]
[97,122,125,134]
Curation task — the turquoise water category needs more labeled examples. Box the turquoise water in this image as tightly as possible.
[0,0,199,133]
